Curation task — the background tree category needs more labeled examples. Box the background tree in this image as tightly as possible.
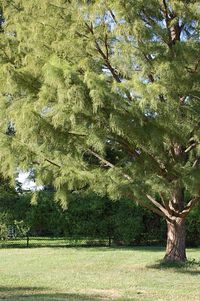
[0,176,21,238]
[0,1,200,261]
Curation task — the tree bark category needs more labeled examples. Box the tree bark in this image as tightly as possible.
[164,217,186,262]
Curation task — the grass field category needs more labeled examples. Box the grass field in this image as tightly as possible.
[0,246,200,301]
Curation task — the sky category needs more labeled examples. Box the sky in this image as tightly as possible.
[17,172,41,190]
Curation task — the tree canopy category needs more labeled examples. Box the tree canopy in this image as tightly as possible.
[0,0,200,261]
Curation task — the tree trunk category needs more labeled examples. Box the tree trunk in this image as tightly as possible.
[164,218,186,262]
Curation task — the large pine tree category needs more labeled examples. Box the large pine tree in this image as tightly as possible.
[0,0,200,262]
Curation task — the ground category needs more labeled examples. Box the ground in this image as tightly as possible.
[0,246,200,301]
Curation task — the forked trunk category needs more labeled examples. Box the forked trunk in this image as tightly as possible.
[164,218,186,262]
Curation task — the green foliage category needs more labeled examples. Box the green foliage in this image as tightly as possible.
[13,220,29,237]
[0,212,9,239]
[0,176,21,239]
[0,183,199,246]
[186,203,200,247]
[109,199,145,244]
[0,1,199,241]
[28,190,65,236]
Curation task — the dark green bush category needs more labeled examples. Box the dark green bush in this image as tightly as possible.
[186,203,200,247]
[0,186,199,246]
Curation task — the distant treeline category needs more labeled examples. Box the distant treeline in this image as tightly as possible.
[1,186,199,246]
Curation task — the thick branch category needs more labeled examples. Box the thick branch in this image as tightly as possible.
[111,134,169,180]
[137,199,167,218]
[192,157,200,168]
[160,193,173,214]
[87,148,173,220]
[146,194,171,219]
[68,131,87,137]
[127,193,168,219]
[87,148,132,180]
[185,142,198,153]
[87,149,114,168]
[179,197,200,218]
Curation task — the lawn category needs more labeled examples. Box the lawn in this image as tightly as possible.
[0,246,199,301]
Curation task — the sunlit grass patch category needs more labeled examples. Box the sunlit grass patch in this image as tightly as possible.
[0,246,199,300]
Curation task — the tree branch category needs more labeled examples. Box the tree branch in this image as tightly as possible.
[179,197,200,218]
[45,158,61,168]
[87,149,115,168]
[185,142,198,153]
[143,54,165,102]
[85,22,132,102]
[87,148,132,180]
[162,0,171,44]
[111,135,140,159]
[160,193,173,214]
[137,199,167,219]
[192,157,200,168]
[146,194,171,219]
[108,9,117,24]
[104,33,109,59]
[87,148,173,220]
[127,193,168,219]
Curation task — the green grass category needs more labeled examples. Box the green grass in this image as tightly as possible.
[0,246,199,301]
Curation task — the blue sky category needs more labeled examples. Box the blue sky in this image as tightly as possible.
[17,172,41,190]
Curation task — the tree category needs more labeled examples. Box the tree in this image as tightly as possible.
[186,202,200,247]
[27,189,65,236]
[0,175,21,238]
[0,1,200,262]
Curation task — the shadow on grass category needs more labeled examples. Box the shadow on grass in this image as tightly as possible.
[0,286,115,300]
[0,243,165,253]
[87,246,165,252]
[147,259,200,275]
